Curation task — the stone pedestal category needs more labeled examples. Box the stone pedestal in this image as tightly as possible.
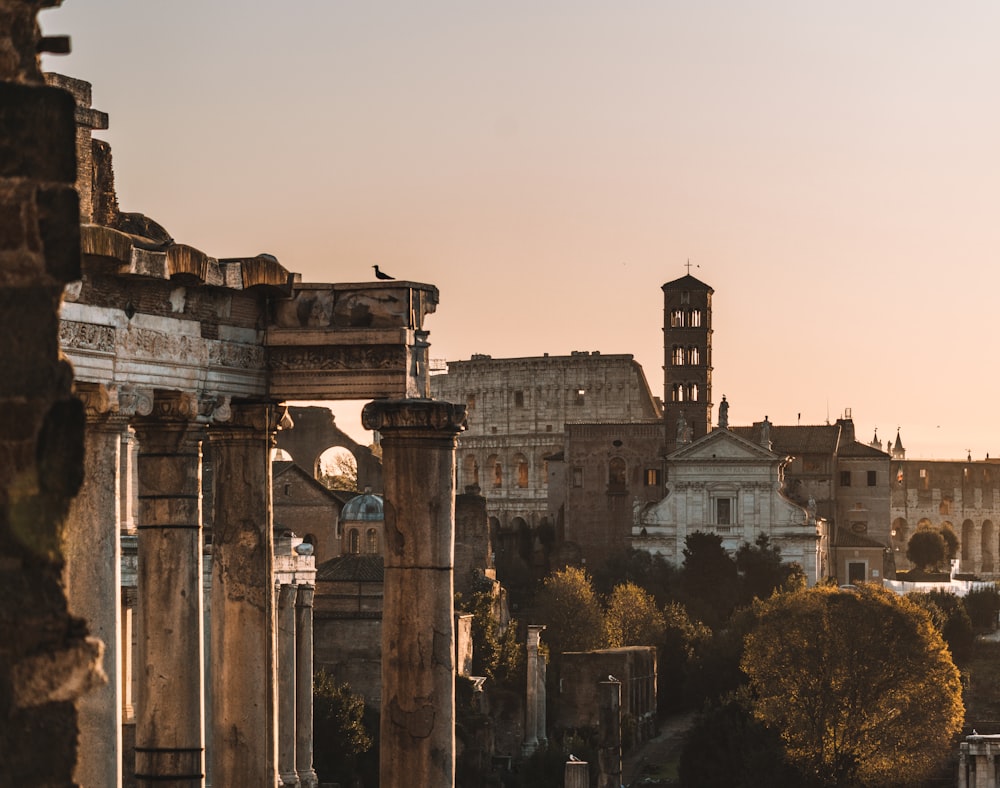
[133,392,205,788]
[277,583,299,787]
[207,402,280,787]
[597,679,622,788]
[65,385,124,788]
[295,585,318,788]
[362,399,466,788]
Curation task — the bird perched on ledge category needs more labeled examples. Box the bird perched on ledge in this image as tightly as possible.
[373,264,395,280]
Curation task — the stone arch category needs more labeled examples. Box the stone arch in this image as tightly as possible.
[982,520,996,573]
[672,345,685,365]
[275,406,383,490]
[962,519,976,568]
[486,454,502,488]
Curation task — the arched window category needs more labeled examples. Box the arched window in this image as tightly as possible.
[687,346,700,365]
[672,384,685,402]
[672,346,685,365]
[514,454,529,488]
[689,309,702,327]
[366,528,378,555]
[670,309,685,327]
[688,383,699,402]
[349,529,360,554]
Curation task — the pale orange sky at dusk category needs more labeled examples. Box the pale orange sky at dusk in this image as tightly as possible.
[42,2,1000,459]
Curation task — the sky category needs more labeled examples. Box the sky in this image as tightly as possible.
[41,1,1000,459]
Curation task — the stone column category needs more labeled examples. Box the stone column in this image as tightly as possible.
[522,624,546,755]
[207,401,280,787]
[362,398,467,788]
[597,679,622,788]
[295,584,318,788]
[65,383,124,788]
[133,391,205,787]
[277,583,299,787]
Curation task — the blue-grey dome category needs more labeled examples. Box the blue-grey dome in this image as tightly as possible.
[340,488,384,522]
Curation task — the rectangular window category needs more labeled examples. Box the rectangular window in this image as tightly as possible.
[645,468,661,486]
[847,561,866,584]
[840,471,851,487]
[716,498,731,525]
[867,470,877,487]
[514,391,524,408]
[466,394,476,410]
[572,467,584,488]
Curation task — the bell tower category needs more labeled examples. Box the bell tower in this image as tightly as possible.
[663,272,713,453]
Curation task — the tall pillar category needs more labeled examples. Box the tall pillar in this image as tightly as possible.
[133,391,205,788]
[277,584,299,787]
[207,401,280,787]
[295,584,318,788]
[523,624,546,755]
[65,383,124,788]
[361,398,467,788]
[597,679,622,788]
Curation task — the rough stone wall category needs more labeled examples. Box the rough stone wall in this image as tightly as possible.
[454,488,492,598]
[562,422,665,569]
[0,3,99,783]
[555,647,657,736]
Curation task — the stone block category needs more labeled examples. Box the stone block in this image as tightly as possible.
[0,82,76,182]
[37,184,81,281]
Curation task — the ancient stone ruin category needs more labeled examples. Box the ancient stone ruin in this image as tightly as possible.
[1,6,465,786]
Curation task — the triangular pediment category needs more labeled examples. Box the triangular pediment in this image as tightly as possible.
[668,428,782,463]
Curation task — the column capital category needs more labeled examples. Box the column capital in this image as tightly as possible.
[362,398,466,435]
[207,400,284,441]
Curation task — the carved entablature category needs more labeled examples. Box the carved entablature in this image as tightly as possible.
[267,283,439,401]
[60,320,115,353]
[362,398,468,434]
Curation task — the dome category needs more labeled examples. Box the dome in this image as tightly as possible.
[340,488,384,522]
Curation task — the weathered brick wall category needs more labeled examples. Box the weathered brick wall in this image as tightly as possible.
[0,2,98,783]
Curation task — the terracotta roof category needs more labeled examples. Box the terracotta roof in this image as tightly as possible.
[833,528,887,549]
[732,424,841,455]
[316,554,384,583]
[662,273,713,292]
[838,440,890,459]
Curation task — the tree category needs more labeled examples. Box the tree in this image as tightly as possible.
[906,527,946,572]
[680,531,739,627]
[659,600,712,712]
[940,522,959,562]
[907,590,974,666]
[604,581,666,648]
[312,672,375,786]
[534,566,606,657]
[964,585,1000,630]
[742,585,964,787]
[460,587,522,687]
[735,533,806,605]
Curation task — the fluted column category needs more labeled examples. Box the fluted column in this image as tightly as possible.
[207,401,280,787]
[362,398,467,788]
[133,391,205,788]
[276,583,298,786]
[295,584,318,788]
[65,382,124,788]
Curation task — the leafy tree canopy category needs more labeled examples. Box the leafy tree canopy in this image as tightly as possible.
[735,533,806,605]
[313,672,374,785]
[742,585,964,787]
[535,566,606,657]
[906,528,947,571]
[681,531,739,627]
[604,581,666,648]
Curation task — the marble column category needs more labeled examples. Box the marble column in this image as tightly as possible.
[295,584,318,788]
[65,383,124,788]
[522,624,546,755]
[361,398,467,788]
[133,391,205,787]
[277,583,299,787]
[207,401,280,787]
[597,679,622,788]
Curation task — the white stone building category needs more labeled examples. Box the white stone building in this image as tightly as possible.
[631,426,826,584]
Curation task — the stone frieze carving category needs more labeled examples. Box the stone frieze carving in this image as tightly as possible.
[208,342,266,370]
[116,385,154,417]
[362,399,467,433]
[60,320,115,353]
[119,324,210,366]
[267,345,407,372]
